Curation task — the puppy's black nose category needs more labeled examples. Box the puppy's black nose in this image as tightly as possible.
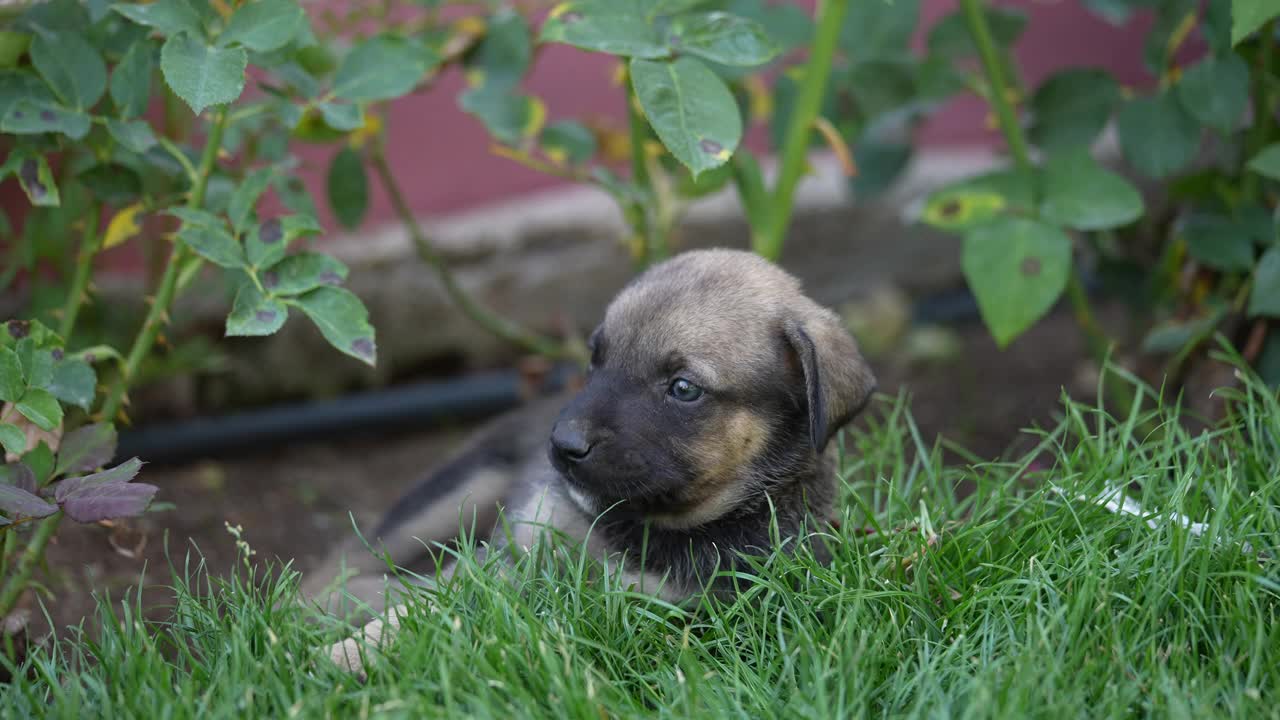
[550,421,593,464]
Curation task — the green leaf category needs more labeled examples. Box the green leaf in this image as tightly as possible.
[161,31,247,114]
[30,31,107,109]
[0,70,57,120]
[1082,0,1140,26]
[110,40,155,119]
[1027,69,1120,152]
[539,2,668,58]
[0,347,22,403]
[540,120,597,166]
[273,175,317,217]
[111,0,203,37]
[47,359,96,411]
[840,0,918,62]
[1246,142,1280,180]
[630,57,742,178]
[226,283,288,336]
[15,341,53,390]
[1232,0,1280,45]
[1039,152,1144,231]
[463,9,531,93]
[665,12,779,67]
[79,163,143,206]
[459,87,545,146]
[1143,0,1197,74]
[1,99,92,139]
[963,218,1072,347]
[16,387,62,432]
[166,206,222,228]
[9,152,61,207]
[1203,0,1234,55]
[262,252,349,296]
[846,59,918,121]
[177,223,244,269]
[850,140,912,198]
[332,34,437,102]
[1248,247,1280,316]
[1176,53,1249,132]
[107,118,158,153]
[927,6,1026,59]
[229,167,275,234]
[1182,214,1256,272]
[0,424,24,458]
[319,102,362,131]
[291,286,377,365]
[1142,305,1227,354]
[327,146,368,230]
[22,441,55,486]
[720,0,812,51]
[246,214,321,269]
[1116,92,1201,179]
[219,0,304,52]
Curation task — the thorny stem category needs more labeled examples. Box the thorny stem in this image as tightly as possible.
[0,512,61,624]
[627,76,665,266]
[0,108,230,622]
[757,0,850,261]
[101,106,229,421]
[58,203,104,340]
[960,0,1032,173]
[368,142,583,364]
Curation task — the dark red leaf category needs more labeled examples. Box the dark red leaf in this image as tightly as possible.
[55,424,118,476]
[56,457,143,502]
[0,484,58,518]
[62,482,158,523]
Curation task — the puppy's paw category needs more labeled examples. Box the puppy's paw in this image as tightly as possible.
[324,603,409,680]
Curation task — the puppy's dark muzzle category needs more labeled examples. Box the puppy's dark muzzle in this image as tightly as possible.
[550,421,595,468]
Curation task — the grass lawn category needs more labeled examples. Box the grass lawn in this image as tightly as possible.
[3,362,1278,719]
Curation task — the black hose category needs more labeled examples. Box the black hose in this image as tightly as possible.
[115,364,577,465]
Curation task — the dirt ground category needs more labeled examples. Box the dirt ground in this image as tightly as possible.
[14,305,1116,651]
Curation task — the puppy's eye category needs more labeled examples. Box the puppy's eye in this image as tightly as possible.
[668,378,703,402]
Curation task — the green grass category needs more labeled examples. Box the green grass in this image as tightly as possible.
[3,360,1279,719]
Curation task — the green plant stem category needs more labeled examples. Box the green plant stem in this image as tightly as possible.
[626,79,664,266]
[58,203,104,340]
[960,0,1032,172]
[0,511,60,623]
[0,108,227,622]
[368,144,581,364]
[101,108,228,420]
[757,0,850,262]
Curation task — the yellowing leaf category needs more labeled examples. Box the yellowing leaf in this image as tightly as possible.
[103,204,144,249]
[348,110,381,149]
[522,96,547,139]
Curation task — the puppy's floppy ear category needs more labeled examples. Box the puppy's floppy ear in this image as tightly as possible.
[783,309,877,452]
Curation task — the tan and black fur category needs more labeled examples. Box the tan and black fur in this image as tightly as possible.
[306,248,876,672]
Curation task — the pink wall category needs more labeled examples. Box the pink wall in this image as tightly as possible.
[4,1,1168,278]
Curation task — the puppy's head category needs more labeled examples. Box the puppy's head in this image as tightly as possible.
[548,249,876,527]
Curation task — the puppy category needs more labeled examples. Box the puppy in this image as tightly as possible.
[306,248,877,674]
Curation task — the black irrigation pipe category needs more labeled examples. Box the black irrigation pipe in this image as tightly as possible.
[115,272,1106,466]
[115,364,578,465]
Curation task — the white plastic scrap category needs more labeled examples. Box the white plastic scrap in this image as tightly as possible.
[1053,483,1258,557]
